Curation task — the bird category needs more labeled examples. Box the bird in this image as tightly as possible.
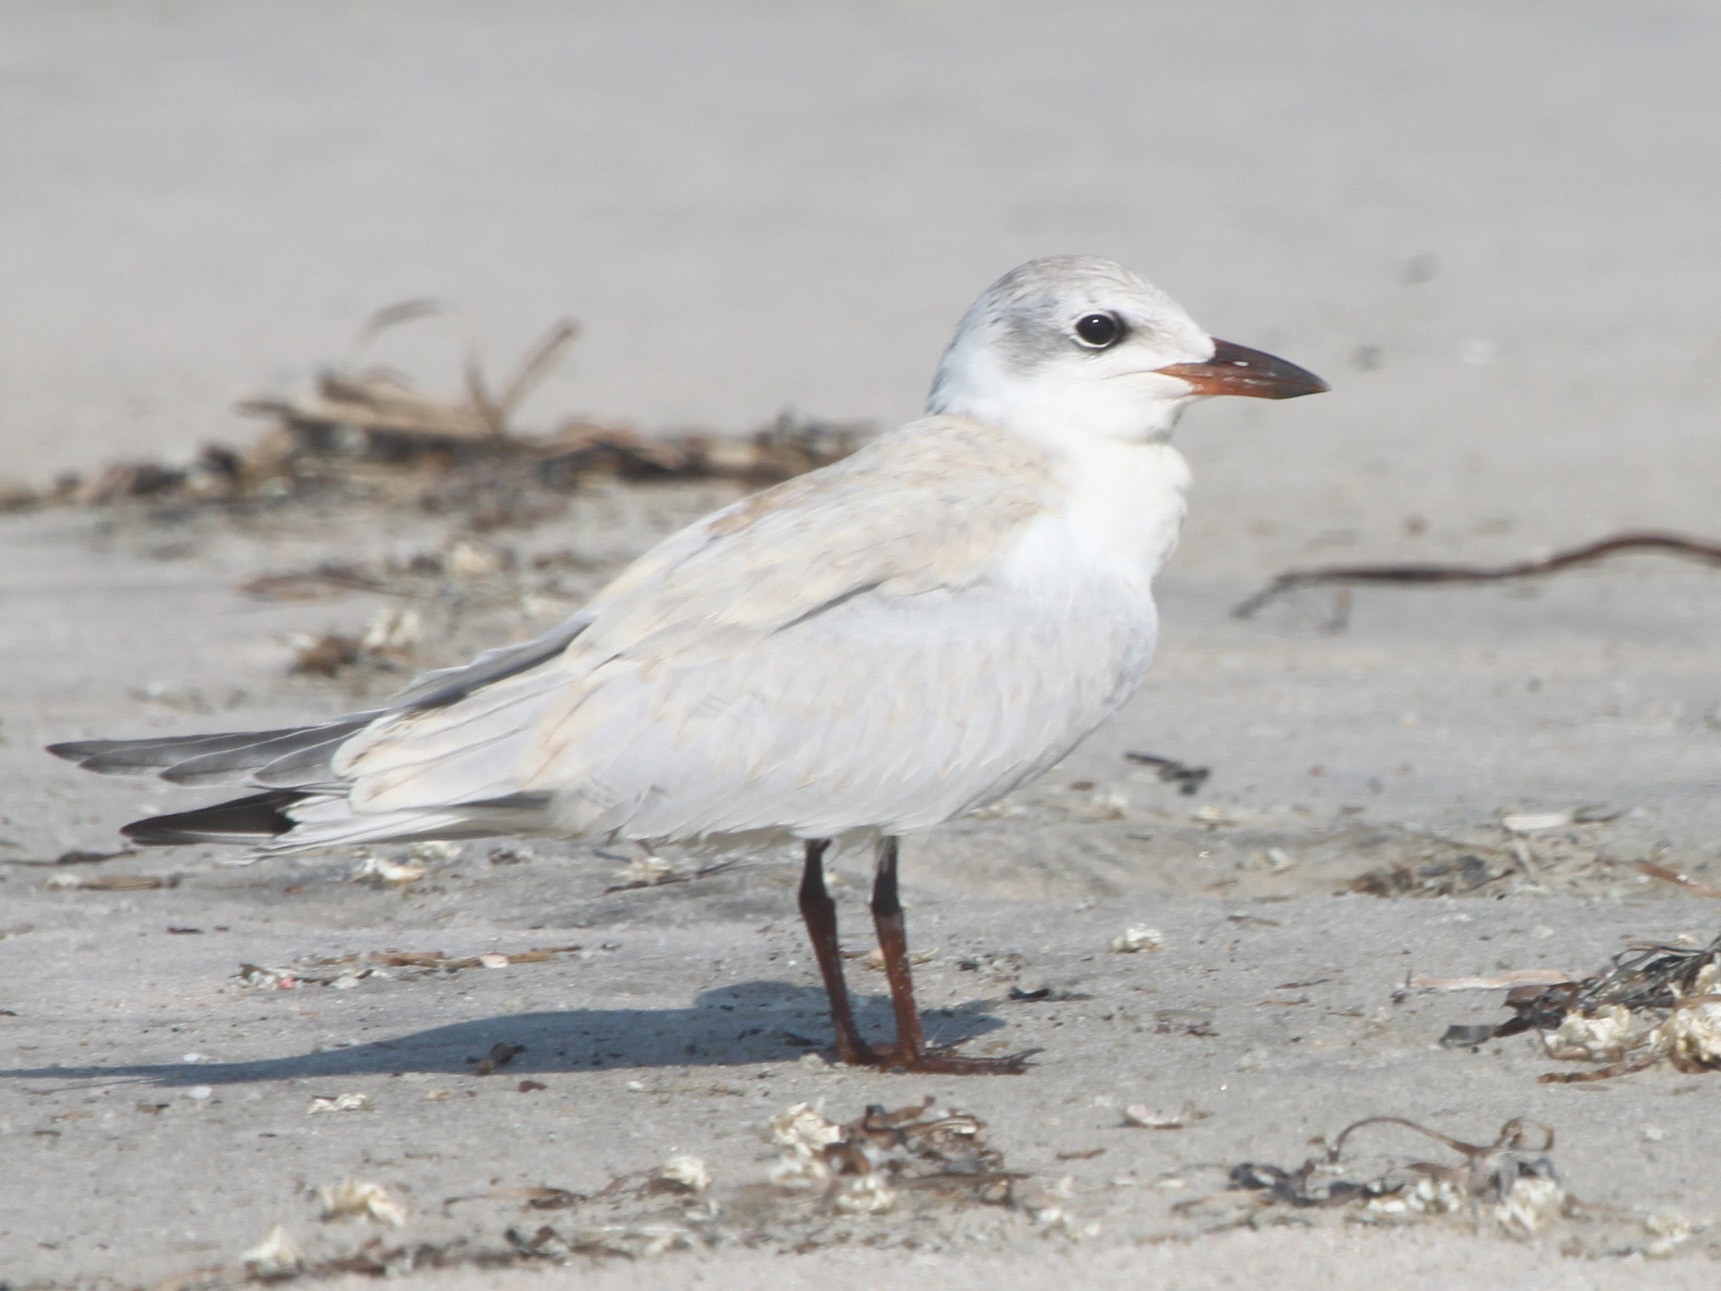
[50,256,1327,1074]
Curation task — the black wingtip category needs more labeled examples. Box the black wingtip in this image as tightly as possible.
[121,790,304,847]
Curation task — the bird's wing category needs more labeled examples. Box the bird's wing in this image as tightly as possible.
[328,415,1139,840]
[519,568,1157,841]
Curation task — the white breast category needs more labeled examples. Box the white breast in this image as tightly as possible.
[997,435,1191,599]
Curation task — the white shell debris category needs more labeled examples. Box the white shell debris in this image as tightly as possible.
[1015,1176,1077,1228]
[1084,789,1129,820]
[350,854,426,884]
[1659,997,1721,1066]
[1500,811,1572,835]
[1642,1210,1696,1258]
[241,1225,304,1278]
[656,1155,712,1193]
[445,539,510,580]
[1494,1174,1568,1237]
[1121,1101,1209,1130]
[765,1102,896,1212]
[408,840,463,863]
[1110,926,1163,954]
[307,1092,373,1115]
[1546,1004,1640,1060]
[317,1178,408,1227]
[609,852,677,888]
[1191,804,1244,827]
[361,605,423,652]
[830,1173,898,1214]
[768,1102,842,1189]
[771,1102,842,1155]
[1366,1174,1465,1220]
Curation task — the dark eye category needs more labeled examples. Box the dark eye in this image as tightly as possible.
[1074,312,1124,348]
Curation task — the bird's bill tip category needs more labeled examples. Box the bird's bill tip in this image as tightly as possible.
[1157,339,1329,400]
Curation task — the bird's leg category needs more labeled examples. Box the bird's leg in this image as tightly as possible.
[868,836,1034,1075]
[797,838,877,1066]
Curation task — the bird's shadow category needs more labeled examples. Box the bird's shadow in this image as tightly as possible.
[1,981,1008,1088]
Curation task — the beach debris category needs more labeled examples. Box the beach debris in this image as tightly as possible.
[765,1097,1020,1215]
[1632,860,1721,900]
[350,853,427,885]
[1190,804,1246,828]
[1349,853,1498,898]
[241,1224,305,1278]
[42,871,179,891]
[604,851,678,892]
[1234,530,1721,620]
[236,943,582,990]
[44,305,866,524]
[1223,1116,1568,1237]
[1407,968,1576,993]
[240,560,391,601]
[1154,1008,1217,1037]
[1124,751,1211,795]
[1500,810,1572,835]
[308,1092,373,1115]
[1441,932,1721,1081]
[506,1221,695,1263]
[652,1156,712,1195]
[291,606,423,679]
[317,1179,409,1227]
[1110,925,1164,954]
[1122,1101,1210,1130]
[472,1043,526,1076]
[240,305,579,451]
[443,1185,586,1213]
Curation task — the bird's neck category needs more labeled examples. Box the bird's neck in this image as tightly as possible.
[990,423,1191,593]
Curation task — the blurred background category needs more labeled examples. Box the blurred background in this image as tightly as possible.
[3,0,1717,547]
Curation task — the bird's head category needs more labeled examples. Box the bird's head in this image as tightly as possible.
[927,255,1327,442]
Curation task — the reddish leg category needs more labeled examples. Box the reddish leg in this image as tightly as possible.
[797,838,877,1066]
[867,836,1034,1075]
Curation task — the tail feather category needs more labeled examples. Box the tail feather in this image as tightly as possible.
[49,729,308,776]
[248,733,366,788]
[49,716,377,787]
[50,611,590,852]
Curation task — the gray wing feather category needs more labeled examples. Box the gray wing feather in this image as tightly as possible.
[51,720,377,784]
[523,578,1155,842]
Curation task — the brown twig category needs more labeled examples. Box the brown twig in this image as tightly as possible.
[1630,860,1721,900]
[1233,531,1721,619]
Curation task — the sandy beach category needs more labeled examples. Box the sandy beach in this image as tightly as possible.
[3,2,1721,1286]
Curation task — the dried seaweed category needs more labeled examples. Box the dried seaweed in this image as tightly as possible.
[1348,853,1500,897]
[1123,751,1211,795]
[1444,932,1721,1081]
[19,304,864,532]
[1224,1115,1568,1237]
